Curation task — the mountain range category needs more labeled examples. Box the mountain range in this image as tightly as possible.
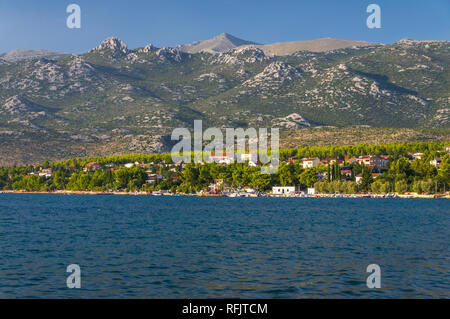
[0,34,449,165]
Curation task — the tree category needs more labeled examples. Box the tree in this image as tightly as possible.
[198,165,212,185]
[298,168,318,188]
[388,158,412,181]
[410,159,437,179]
[182,164,199,192]
[330,180,343,193]
[420,179,435,194]
[395,180,408,194]
[360,166,373,192]
[0,169,10,189]
[113,167,147,191]
[250,172,271,191]
[279,163,295,186]
[437,157,450,192]
[371,180,390,194]
[345,181,358,194]
[314,181,324,193]
[67,172,91,190]
[332,162,341,181]
[53,170,67,189]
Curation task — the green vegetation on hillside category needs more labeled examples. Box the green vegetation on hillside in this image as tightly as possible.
[1,141,448,194]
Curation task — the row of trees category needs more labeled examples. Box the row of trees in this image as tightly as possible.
[314,179,439,195]
[279,141,446,161]
[6,141,445,173]
[0,142,449,194]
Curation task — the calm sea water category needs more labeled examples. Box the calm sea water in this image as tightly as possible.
[0,194,448,298]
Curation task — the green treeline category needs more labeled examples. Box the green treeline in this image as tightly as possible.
[279,141,446,160]
[0,141,448,194]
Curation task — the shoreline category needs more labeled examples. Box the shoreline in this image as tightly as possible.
[0,190,448,199]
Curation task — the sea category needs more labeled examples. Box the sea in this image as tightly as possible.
[0,194,448,298]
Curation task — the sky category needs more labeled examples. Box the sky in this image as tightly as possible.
[0,0,449,54]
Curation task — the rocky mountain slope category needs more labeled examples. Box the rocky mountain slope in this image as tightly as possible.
[0,49,70,62]
[243,38,379,56]
[0,34,449,164]
[178,33,257,53]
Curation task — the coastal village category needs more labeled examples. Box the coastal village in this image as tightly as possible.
[1,143,449,199]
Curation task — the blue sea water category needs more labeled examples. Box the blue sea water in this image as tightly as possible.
[0,194,448,298]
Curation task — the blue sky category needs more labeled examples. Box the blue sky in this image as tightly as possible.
[0,0,449,54]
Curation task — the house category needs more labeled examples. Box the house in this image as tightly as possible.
[173,161,186,168]
[329,158,342,165]
[134,161,146,167]
[83,162,102,172]
[340,167,353,178]
[356,155,387,168]
[238,152,258,163]
[371,173,382,179]
[248,160,259,166]
[145,174,157,183]
[445,146,450,153]
[272,186,299,194]
[430,158,441,168]
[301,158,320,168]
[412,153,424,160]
[208,152,235,165]
[145,173,166,183]
[355,172,382,184]
[307,188,316,195]
[236,152,259,166]
[124,163,135,168]
[38,168,53,178]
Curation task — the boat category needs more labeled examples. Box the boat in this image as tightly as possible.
[227,193,243,197]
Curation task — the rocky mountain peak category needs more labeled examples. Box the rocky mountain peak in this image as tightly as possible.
[91,37,128,54]
[156,47,183,62]
[397,38,416,45]
[138,44,156,53]
[179,33,257,54]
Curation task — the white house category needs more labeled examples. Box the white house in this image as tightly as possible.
[302,158,320,168]
[124,163,134,168]
[355,173,382,184]
[272,186,299,195]
[430,158,441,168]
[307,188,316,195]
[208,152,235,164]
[37,168,53,178]
[238,152,258,163]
